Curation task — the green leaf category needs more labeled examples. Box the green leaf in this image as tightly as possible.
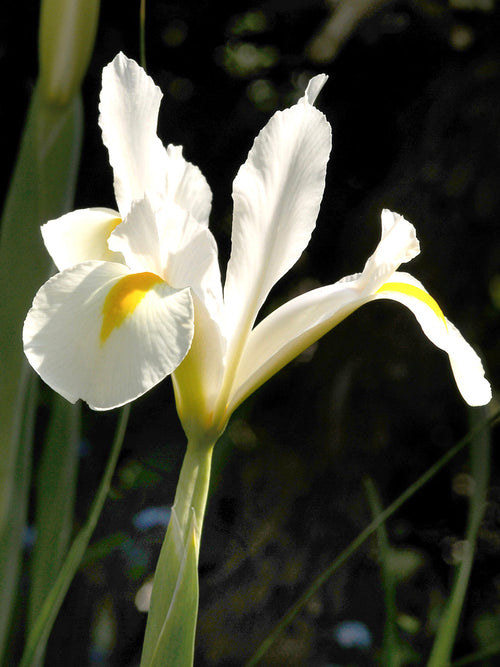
[428,407,491,666]
[0,85,83,661]
[28,395,80,632]
[364,477,401,667]
[244,411,499,667]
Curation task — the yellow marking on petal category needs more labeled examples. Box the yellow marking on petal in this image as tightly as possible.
[377,281,447,328]
[100,272,163,344]
[107,217,122,236]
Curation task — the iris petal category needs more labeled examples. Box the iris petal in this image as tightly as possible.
[42,207,123,271]
[374,273,491,406]
[99,53,168,217]
[223,87,332,354]
[164,145,212,226]
[23,261,194,410]
[99,54,213,223]
[229,211,491,411]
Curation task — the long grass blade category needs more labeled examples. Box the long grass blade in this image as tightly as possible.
[364,477,400,667]
[428,407,491,665]
[244,410,499,667]
[28,396,80,631]
[19,405,130,667]
[0,86,83,661]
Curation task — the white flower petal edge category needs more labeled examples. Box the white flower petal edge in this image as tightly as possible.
[100,53,212,222]
[42,207,124,271]
[23,261,194,410]
[164,145,212,227]
[107,198,165,276]
[229,210,491,411]
[99,52,168,217]
[223,74,332,358]
[373,273,492,406]
[300,74,328,105]
[109,197,223,319]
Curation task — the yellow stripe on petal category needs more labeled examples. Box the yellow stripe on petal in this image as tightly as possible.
[107,216,122,236]
[101,272,164,343]
[377,281,447,328]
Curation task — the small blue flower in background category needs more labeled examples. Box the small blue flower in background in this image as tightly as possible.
[332,620,372,649]
[23,525,37,551]
[132,506,171,531]
[78,437,91,458]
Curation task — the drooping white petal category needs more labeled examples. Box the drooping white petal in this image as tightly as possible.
[227,210,490,411]
[228,278,368,413]
[223,83,332,352]
[99,52,169,217]
[42,208,124,271]
[23,260,194,410]
[165,145,212,226]
[227,209,417,411]
[373,272,491,406]
[358,209,420,292]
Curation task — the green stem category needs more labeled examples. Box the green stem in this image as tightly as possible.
[140,0,147,70]
[364,478,400,667]
[140,436,215,667]
[173,439,214,546]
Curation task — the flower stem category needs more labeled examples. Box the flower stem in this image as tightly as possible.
[140,436,215,667]
[171,436,214,550]
[139,0,146,71]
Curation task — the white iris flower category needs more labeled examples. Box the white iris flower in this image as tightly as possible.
[23,54,491,441]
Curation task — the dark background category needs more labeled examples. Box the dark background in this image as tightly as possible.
[1,1,500,665]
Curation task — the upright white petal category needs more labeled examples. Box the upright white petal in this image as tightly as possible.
[23,261,194,410]
[42,207,124,271]
[299,74,328,105]
[108,198,164,276]
[99,53,168,216]
[223,81,332,352]
[110,197,223,325]
[158,205,223,322]
[165,145,212,226]
[99,55,212,223]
